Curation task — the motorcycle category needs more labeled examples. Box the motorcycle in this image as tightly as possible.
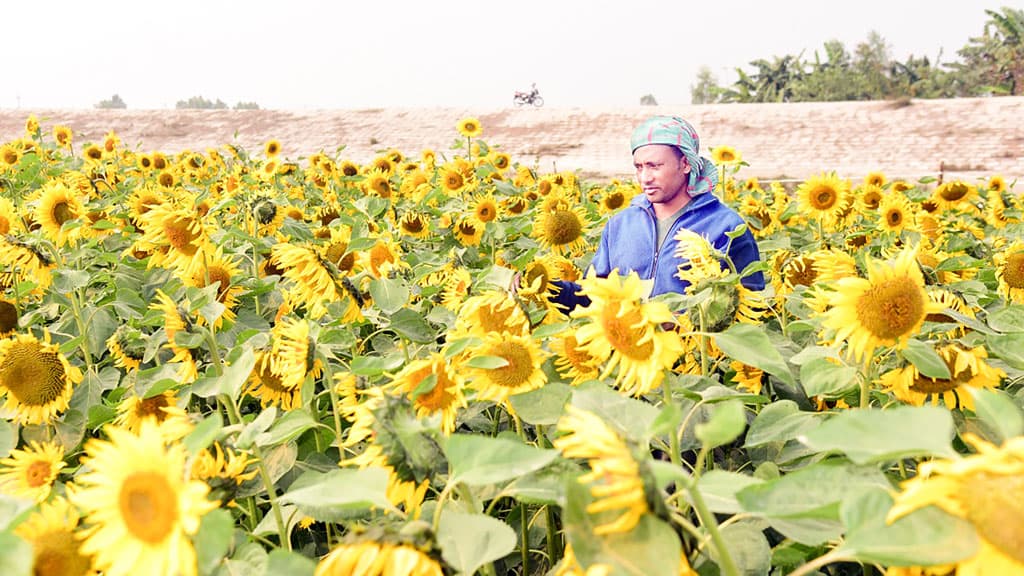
[513,90,544,107]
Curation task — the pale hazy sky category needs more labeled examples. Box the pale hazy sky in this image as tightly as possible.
[6,0,1022,110]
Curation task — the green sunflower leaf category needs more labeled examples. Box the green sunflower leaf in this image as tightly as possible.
[968,387,1024,443]
[712,323,795,386]
[798,405,958,463]
[445,434,558,486]
[902,338,951,379]
[437,510,516,576]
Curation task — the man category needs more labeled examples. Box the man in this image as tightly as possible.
[548,115,764,311]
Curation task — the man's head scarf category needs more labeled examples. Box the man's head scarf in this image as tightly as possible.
[630,115,718,196]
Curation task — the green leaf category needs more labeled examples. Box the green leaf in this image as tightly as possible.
[508,382,572,426]
[985,304,1024,332]
[714,522,772,576]
[264,549,317,576]
[0,532,32,576]
[836,489,978,567]
[464,355,509,369]
[445,435,558,486]
[799,357,859,397]
[564,481,681,576]
[183,412,223,455]
[0,420,14,458]
[278,468,393,519]
[258,410,319,448]
[195,508,233,575]
[444,336,482,358]
[368,277,409,315]
[712,323,795,386]
[571,387,660,441]
[798,406,958,464]
[437,510,517,576]
[902,339,951,379]
[236,407,277,450]
[350,353,406,376]
[219,345,257,400]
[51,269,91,292]
[986,332,1024,369]
[968,387,1024,443]
[695,399,746,449]
[388,308,436,343]
[0,494,35,531]
[695,470,764,514]
[744,400,822,448]
[736,460,890,520]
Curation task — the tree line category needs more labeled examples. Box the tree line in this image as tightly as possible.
[95,94,260,110]
[690,7,1023,104]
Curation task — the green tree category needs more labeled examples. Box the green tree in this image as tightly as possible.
[690,66,723,104]
[951,7,1024,95]
[639,94,659,106]
[176,96,229,109]
[95,94,127,109]
[233,101,260,110]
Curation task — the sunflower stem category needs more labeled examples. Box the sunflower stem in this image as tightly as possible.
[787,548,848,576]
[660,379,682,471]
[545,505,561,568]
[204,326,224,376]
[321,360,346,448]
[67,287,96,375]
[520,502,530,576]
[686,480,741,576]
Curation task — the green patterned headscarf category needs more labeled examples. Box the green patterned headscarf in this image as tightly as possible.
[630,115,718,196]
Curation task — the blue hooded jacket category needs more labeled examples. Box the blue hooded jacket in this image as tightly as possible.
[550,192,765,312]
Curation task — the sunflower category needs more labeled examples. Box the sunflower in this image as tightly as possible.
[550,330,602,385]
[362,235,407,278]
[467,332,548,403]
[190,442,257,497]
[114,390,193,439]
[930,180,978,212]
[452,216,484,247]
[571,270,684,396]
[14,497,95,576]
[270,317,323,392]
[0,197,23,236]
[440,267,472,311]
[134,204,211,277]
[0,332,82,425]
[887,434,1024,575]
[388,352,467,434]
[471,193,500,223]
[877,191,916,234]
[533,205,589,256]
[516,256,562,305]
[857,184,884,212]
[488,151,511,171]
[244,350,302,410]
[795,172,852,226]
[263,139,282,157]
[0,297,19,336]
[370,155,396,175]
[440,165,468,195]
[730,360,764,394]
[598,185,635,215]
[994,240,1024,304]
[34,181,85,246]
[864,171,887,188]
[252,198,286,236]
[880,343,1004,410]
[399,211,431,238]
[362,168,393,199]
[554,405,648,536]
[985,191,1012,229]
[0,440,65,502]
[316,540,444,576]
[185,247,244,327]
[452,290,530,337]
[456,117,483,138]
[271,242,346,319]
[53,125,73,149]
[0,143,21,171]
[987,174,1007,193]
[924,287,975,338]
[0,236,56,293]
[819,248,942,362]
[710,145,742,165]
[70,421,218,576]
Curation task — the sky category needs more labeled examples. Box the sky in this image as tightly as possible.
[5,0,1023,110]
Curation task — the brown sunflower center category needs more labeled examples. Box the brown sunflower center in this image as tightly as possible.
[0,301,18,333]
[862,191,882,210]
[544,210,583,246]
[457,221,478,236]
[476,203,496,222]
[886,208,903,227]
[561,335,597,369]
[959,471,1024,563]
[600,302,654,360]
[939,182,969,202]
[2,149,18,165]
[25,459,54,487]
[0,215,10,235]
[402,216,425,234]
[483,341,534,388]
[207,266,232,300]
[32,530,92,576]
[52,201,75,225]
[416,371,456,411]
[136,394,170,420]
[445,172,464,191]
[119,471,179,544]
[163,216,200,256]
[785,258,818,287]
[1001,252,1024,289]
[604,192,625,210]
[809,185,838,210]
[0,341,68,407]
[475,304,522,334]
[855,276,925,341]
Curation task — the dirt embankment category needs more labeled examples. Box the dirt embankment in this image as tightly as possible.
[2,97,1022,183]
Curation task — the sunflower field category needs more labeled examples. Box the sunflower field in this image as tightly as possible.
[0,114,1023,576]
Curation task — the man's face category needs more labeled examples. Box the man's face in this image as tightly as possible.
[632,144,691,208]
